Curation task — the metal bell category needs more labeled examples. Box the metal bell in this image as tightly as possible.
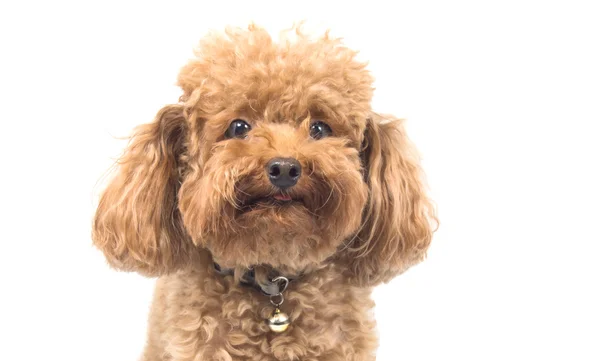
[267,308,290,333]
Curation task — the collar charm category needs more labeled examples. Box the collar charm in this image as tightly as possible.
[267,276,291,333]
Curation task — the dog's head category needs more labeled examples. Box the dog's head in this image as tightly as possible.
[92,26,436,285]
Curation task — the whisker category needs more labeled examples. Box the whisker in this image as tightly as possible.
[315,187,334,211]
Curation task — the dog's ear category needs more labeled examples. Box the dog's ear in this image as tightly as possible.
[92,104,197,276]
[344,113,436,286]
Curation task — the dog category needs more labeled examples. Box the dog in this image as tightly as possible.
[93,24,436,361]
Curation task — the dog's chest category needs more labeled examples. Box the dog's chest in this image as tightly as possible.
[159,270,378,361]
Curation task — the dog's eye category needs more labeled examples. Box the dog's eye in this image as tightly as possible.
[225,119,251,139]
[309,121,332,140]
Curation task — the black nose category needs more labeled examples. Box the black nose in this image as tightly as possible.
[267,157,302,189]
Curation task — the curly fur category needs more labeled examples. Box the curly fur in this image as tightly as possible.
[93,24,436,361]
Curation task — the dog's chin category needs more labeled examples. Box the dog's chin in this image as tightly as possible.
[204,195,342,270]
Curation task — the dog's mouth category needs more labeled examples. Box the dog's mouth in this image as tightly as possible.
[238,193,304,213]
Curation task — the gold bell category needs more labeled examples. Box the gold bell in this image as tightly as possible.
[267,308,290,333]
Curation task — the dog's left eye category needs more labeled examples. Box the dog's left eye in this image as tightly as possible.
[225,119,252,139]
[309,121,333,140]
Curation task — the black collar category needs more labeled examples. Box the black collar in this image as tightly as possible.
[213,263,300,296]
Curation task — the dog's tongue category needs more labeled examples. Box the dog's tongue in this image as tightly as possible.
[273,194,292,201]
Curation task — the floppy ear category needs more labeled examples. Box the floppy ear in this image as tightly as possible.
[345,113,436,286]
[92,104,197,276]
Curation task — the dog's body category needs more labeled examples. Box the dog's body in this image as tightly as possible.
[93,25,435,361]
[143,261,378,360]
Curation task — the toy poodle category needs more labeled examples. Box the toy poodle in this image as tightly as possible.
[93,24,436,361]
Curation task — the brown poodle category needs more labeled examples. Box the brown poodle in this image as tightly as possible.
[93,24,436,361]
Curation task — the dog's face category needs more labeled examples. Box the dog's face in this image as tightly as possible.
[181,114,369,271]
[93,26,435,285]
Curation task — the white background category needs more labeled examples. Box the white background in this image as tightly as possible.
[1,1,599,360]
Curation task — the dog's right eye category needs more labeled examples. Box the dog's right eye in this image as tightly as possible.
[225,119,252,139]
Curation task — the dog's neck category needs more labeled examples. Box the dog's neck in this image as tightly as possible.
[213,262,302,296]
[212,260,334,333]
